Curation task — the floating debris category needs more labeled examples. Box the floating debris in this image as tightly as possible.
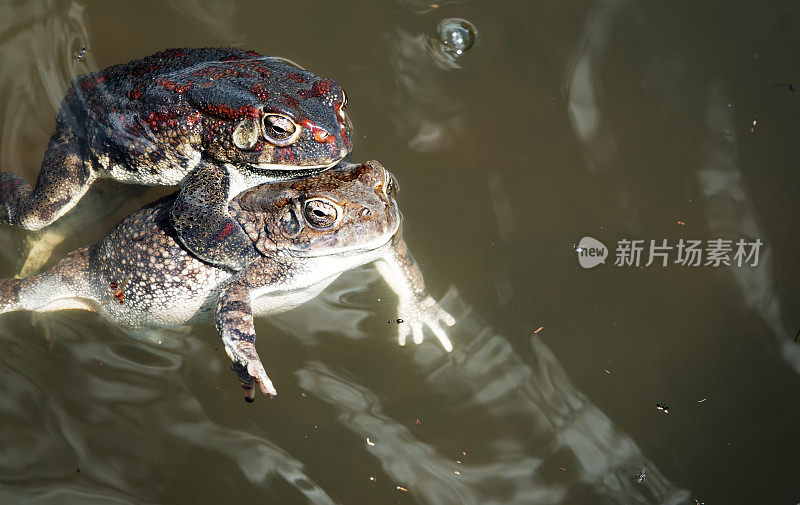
[698,397,708,403]
[387,319,404,324]
[603,369,612,374]
[636,468,646,484]
[749,118,757,133]
[656,403,670,414]
[454,470,461,475]
[75,46,87,61]
[677,220,686,226]
[533,326,544,334]
[396,486,409,492]
[366,437,375,447]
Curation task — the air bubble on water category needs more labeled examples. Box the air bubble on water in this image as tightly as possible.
[437,18,477,58]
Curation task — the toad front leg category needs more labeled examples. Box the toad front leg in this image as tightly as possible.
[215,257,295,401]
[374,237,455,352]
[171,161,260,270]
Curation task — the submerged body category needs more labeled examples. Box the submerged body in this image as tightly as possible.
[0,162,454,400]
[0,47,352,270]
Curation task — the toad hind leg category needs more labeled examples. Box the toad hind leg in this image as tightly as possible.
[0,248,99,315]
[171,161,259,271]
[0,123,96,230]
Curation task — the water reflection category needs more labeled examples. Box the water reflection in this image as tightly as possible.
[564,0,800,374]
[293,283,689,504]
[0,264,688,503]
[0,484,143,505]
[699,87,799,369]
[488,174,515,305]
[0,312,336,503]
[166,0,244,43]
[389,28,466,152]
[565,0,623,173]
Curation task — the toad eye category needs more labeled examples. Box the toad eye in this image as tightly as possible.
[303,198,339,228]
[263,113,300,146]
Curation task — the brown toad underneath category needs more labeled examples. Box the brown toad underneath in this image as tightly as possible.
[0,161,454,401]
[0,47,351,270]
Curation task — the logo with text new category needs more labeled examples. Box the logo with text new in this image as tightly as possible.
[575,237,608,269]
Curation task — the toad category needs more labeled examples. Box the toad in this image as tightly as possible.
[0,161,454,401]
[0,47,351,270]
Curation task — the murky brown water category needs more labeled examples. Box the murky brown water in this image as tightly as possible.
[1,1,799,504]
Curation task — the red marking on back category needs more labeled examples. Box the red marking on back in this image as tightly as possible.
[199,104,259,120]
[79,74,106,90]
[250,82,271,102]
[158,79,191,93]
[297,80,333,99]
[145,109,182,130]
[183,112,202,129]
[216,222,237,241]
[282,93,299,107]
[287,72,306,83]
[192,65,243,79]
[254,65,272,79]
[159,49,187,59]
[128,85,144,100]
[129,64,162,77]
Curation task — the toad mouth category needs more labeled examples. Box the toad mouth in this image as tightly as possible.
[250,158,341,172]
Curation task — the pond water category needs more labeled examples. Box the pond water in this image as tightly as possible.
[0,1,799,504]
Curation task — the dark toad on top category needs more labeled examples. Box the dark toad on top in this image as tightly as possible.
[0,47,351,270]
[0,161,455,401]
